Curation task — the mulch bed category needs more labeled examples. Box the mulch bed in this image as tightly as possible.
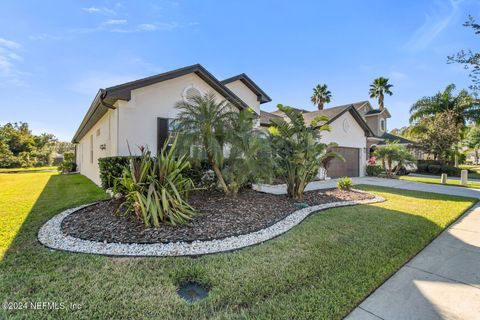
[61,188,374,244]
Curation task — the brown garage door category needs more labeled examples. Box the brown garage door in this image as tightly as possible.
[326,147,359,178]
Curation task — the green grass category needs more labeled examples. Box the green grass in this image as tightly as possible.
[400,175,480,189]
[0,166,58,173]
[0,172,476,319]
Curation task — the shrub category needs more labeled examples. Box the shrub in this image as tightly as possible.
[58,152,76,174]
[337,177,353,190]
[268,104,343,199]
[115,139,196,227]
[366,164,383,176]
[427,164,441,174]
[440,165,461,176]
[374,141,414,178]
[417,163,428,173]
[99,156,130,190]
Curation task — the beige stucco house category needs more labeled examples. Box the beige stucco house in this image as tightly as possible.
[261,101,415,178]
[73,64,412,185]
[72,64,271,185]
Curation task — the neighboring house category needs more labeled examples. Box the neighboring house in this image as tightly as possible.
[261,101,416,178]
[72,64,271,185]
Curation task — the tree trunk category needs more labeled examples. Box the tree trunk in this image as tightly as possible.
[475,148,479,165]
[207,153,230,195]
[318,100,324,111]
[378,93,384,111]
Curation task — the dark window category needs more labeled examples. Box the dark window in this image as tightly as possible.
[157,118,169,154]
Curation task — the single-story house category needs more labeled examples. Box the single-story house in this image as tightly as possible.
[72,64,271,185]
[73,64,413,185]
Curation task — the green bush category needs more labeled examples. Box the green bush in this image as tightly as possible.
[115,139,196,227]
[440,165,461,176]
[417,163,428,173]
[366,164,383,176]
[427,164,441,174]
[337,176,353,190]
[98,156,130,190]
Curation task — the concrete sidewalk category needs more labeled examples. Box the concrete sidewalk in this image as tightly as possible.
[346,203,480,320]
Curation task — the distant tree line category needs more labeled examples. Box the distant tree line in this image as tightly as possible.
[0,122,74,168]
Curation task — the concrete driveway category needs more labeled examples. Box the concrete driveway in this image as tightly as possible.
[254,176,480,199]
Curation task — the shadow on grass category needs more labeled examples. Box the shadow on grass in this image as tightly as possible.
[1,173,106,263]
[0,177,478,319]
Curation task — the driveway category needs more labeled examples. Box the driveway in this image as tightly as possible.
[254,177,480,199]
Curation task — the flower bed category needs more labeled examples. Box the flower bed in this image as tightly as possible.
[38,188,383,257]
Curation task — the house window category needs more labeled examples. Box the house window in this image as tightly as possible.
[90,135,93,163]
[380,119,385,132]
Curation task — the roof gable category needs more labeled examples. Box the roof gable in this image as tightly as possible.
[303,105,374,136]
[73,64,270,143]
[221,73,271,103]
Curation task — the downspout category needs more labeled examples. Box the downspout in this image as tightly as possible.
[99,89,116,110]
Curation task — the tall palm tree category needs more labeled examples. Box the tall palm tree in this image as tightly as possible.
[409,84,480,125]
[311,84,332,110]
[369,77,393,110]
[174,92,236,194]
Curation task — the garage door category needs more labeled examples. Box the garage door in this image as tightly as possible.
[326,147,359,178]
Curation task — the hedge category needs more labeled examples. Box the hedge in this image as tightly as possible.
[366,164,383,176]
[98,156,130,190]
[98,156,213,190]
[415,162,462,176]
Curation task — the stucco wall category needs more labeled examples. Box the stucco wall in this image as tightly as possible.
[365,113,387,137]
[117,73,232,156]
[223,80,260,115]
[76,109,117,185]
[321,111,368,176]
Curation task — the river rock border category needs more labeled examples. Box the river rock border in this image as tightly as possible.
[38,190,384,257]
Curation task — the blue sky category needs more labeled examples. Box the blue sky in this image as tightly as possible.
[0,0,479,141]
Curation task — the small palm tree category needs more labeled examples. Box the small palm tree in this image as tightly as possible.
[311,84,332,110]
[369,77,393,110]
[268,104,342,199]
[174,92,236,194]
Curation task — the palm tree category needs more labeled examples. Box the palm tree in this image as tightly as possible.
[369,77,393,110]
[409,84,480,125]
[174,92,236,194]
[311,84,332,110]
[268,104,342,199]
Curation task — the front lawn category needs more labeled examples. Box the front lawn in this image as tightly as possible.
[0,172,476,319]
[0,166,58,173]
[400,175,480,189]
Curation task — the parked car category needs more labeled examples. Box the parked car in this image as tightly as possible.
[394,160,417,175]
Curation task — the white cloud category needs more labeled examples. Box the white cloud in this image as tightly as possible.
[390,71,408,80]
[69,71,141,95]
[82,7,116,15]
[0,38,21,50]
[28,33,62,41]
[404,0,463,52]
[102,19,128,26]
[0,38,26,86]
[137,23,158,31]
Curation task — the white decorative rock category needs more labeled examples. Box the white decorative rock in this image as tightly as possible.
[37,190,384,257]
